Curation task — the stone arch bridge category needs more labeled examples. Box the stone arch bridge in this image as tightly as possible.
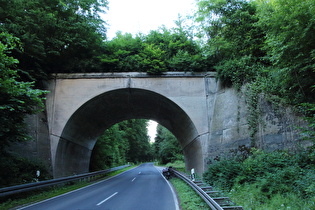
[45,72,217,177]
[28,72,300,178]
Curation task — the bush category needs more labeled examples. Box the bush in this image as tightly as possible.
[204,149,315,208]
[294,168,315,198]
[236,149,297,185]
[203,159,242,189]
[0,152,51,187]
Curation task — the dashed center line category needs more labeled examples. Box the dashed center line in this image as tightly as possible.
[97,192,118,206]
[132,177,136,182]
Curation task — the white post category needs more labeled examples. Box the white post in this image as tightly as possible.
[191,168,195,181]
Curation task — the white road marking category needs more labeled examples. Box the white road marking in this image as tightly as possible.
[139,171,141,174]
[97,192,118,206]
[19,166,141,210]
[132,177,136,182]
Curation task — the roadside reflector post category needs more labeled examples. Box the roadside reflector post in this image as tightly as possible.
[191,168,195,181]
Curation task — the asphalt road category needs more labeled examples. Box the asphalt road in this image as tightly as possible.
[19,163,179,210]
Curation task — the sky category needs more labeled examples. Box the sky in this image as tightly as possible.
[147,120,158,143]
[102,0,196,141]
[103,0,196,39]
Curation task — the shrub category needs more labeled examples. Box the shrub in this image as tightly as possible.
[236,149,297,185]
[203,159,242,189]
[204,149,315,208]
[0,152,51,187]
[294,168,315,198]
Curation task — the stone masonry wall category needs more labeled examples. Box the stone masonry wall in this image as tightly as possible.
[206,85,308,165]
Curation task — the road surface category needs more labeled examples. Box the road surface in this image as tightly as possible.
[20,163,179,210]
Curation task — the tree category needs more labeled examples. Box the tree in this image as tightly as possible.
[0,32,47,151]
[144,26,208,72]
[90,124,129,171]
[121,119,153,162]
[140,43,168,74]
[153,125,183,164]
[99,32,145,72]
[195,0,266,87]
[100,24,210,74]
[0,33,50,187]
[90,119,154,170]
[0,0,108,80]
[255,0,315,104]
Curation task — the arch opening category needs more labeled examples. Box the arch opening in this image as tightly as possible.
[89,118,155,171]
[54,88,203,177]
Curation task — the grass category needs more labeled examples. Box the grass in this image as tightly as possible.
[165,160,186,173]
[162,160,211,209]
[0,166,135,210]
[228,184,315,210]
[170,177,210,210]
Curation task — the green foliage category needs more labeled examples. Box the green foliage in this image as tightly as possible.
[121,119,153,163]
[100,25,210,74]
[299,103,315,142]
[153,124,183,164]
[0,32,47,148]
[195,0,315,105]
[165,160,186,171]
[255,0,315,104]
[0,152,50,187]
[0,33,49,187]
[100,32,144,72]
[216,56,262,89]
[90,119,153,171]
[196,0,266,87]
[169,50,208,72]
[0,0,108,79]
[243,81,262,146]
[141,43,167,74]
[89,124,128,171]
[203,148,315,208]
[0,0,205,77]
[228,184,315,210]
[170,178,210,210]
[195,0,315,147]
[203,159,242,189]
[144,26,208,72]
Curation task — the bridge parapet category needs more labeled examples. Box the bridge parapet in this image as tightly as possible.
[51,72,216,79]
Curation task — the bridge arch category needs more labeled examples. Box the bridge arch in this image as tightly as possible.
[54,88,203,177]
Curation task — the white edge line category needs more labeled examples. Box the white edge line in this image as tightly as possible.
[154,166,180,210]
[18,166,140,210]
[97,192,118,206]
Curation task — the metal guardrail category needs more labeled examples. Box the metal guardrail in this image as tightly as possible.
[170,169,243,210]
[171,169,223,210]
[0,165,130,197]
